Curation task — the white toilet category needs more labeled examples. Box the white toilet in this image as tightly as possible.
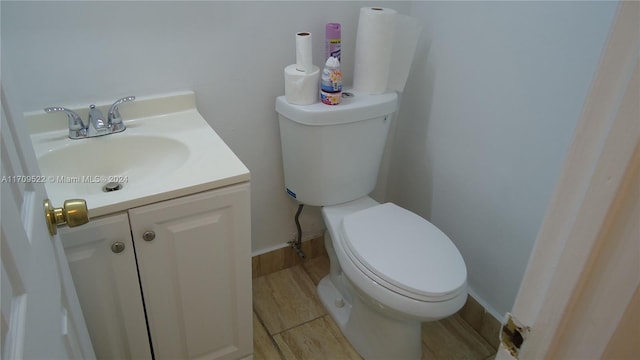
[276,89,468,360]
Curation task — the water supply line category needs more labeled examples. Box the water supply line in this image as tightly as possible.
[288,204,306,258]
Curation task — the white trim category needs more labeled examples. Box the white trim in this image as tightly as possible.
[251,230,325,257]
[252,242,291,257]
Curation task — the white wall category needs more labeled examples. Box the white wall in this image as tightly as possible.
[389,1,618,317]
[0,1,409,254]
[1,1,619,319]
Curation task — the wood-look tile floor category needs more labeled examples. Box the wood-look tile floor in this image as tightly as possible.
[253,256,497,360]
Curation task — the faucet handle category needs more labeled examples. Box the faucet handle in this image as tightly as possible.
[44,107,86,139]
[108,96,135,131]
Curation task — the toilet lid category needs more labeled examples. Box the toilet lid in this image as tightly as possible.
[341,203,467,301]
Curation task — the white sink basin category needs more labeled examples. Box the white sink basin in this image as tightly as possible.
[38,135,190,196]
[27,91,250,217]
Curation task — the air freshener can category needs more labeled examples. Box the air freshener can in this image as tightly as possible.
[325,23,341,62]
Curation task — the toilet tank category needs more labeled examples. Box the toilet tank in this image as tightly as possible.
[276,89,398,206]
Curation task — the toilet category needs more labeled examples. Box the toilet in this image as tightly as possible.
[276,89,467,360]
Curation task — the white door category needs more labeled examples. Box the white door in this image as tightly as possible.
[1,86,95,359]
[497,2,639,359]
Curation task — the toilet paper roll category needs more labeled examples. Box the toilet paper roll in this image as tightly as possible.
[352,7,397,94]
[295,32,313,73]
[284,64,320,105]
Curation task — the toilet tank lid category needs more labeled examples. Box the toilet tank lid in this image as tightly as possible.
[275,89,398,126]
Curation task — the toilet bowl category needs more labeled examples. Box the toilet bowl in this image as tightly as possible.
[318,196,467,360]
[275,89,468,359]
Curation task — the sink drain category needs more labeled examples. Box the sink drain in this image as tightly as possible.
[103,182,123,192]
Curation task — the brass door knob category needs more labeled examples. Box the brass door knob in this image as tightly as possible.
[44,198,89,235]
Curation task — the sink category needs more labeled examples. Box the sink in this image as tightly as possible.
[26,91,250,217]
[38,135,190,196]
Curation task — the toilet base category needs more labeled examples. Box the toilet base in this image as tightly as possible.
[318,276,352,329]
[317,275,422,360]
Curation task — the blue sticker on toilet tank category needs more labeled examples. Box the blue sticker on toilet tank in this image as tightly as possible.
[286,188,297,199]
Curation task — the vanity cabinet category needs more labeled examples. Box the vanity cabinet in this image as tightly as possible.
[60,183,252,360]
[60,214,152,360]
[130,183,252,360]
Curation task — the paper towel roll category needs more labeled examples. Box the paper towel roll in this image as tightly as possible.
[352,7,421,94]
[353,7,397,94]
[284,64,320,105]
[388,15,421,93]
[296,32,313,73]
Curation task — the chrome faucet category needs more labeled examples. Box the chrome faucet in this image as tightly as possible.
[45,96,135,139]
[87,105,109,136]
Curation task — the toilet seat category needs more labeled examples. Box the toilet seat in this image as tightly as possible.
[340,203,466,302]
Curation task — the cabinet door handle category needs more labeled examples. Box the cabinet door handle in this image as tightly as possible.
[142,231,156,242]
[111,241,125,253]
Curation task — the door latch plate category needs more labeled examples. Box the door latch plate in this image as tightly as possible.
[500,313,530,358]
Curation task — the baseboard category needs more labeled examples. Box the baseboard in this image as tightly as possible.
[251,235,326,278]
[458,290,503,350]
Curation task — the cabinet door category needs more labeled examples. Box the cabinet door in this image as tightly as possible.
[60,213,152,360]
[129,183,252,360]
